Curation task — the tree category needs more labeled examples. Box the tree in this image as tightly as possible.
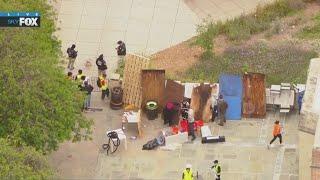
[0,138,53,179]
[193,18,219,58]
[0,0,92,152]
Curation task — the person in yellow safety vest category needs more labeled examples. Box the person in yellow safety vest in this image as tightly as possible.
[67,72,73,80]
[100,73,109,100]
[75,69,85,84]
[211,160,221,180]
[182,164,193,180]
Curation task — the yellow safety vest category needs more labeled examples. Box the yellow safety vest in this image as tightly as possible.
[213,165,221,175]
[76,74,85,83]
[101,77,108,90]
[183,169,193,180]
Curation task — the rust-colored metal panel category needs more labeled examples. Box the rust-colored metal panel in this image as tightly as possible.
[242,73,266,118]
[165,80,185,104]
[141,69,165,111]
[190,83,212,122]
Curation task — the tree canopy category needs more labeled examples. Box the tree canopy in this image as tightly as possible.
[0,138,53,179]
[0,0,92,153]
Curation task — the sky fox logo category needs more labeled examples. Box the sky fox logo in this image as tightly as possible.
[19,17,39,27]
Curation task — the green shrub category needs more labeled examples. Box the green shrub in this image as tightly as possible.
[0,0,92,153]
[297,13,320,39]
[0,138,53,179]
[184,42,317,85]
[192,18,218,57]
[195,0,306,43]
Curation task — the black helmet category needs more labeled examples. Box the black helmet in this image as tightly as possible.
[214,160,218,164]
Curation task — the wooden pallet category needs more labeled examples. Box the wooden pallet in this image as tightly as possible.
[123,54,149,108]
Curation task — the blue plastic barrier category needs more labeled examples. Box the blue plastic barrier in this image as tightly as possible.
[223,96,242,120]
[219,74,243,120]
[219,74,242,97]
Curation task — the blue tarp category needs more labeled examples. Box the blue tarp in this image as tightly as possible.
[219,74,243,120]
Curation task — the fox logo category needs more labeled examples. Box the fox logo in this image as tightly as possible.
[19,17,39,27]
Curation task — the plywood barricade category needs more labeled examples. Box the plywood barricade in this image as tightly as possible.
[141,69,165,111]
[123,54,149,108]
[242,73,266,118]
[165,80,185,104]
[190,83,212,122]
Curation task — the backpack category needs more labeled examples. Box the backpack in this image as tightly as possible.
[97,78,102,88]
[67,48,77,58]
[88,85,94,93]
[117,43,126,56]
[120,43,126,55]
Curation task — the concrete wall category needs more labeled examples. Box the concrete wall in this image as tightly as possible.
[311,118,320,179]
[299,131,314,180]
[299,58,320,180]
[298,58,320,133]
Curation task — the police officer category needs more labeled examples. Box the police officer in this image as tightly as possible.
[211,160,221,180]
[66,44,77,70]
[217,95,228,126]
[182,164,193,180]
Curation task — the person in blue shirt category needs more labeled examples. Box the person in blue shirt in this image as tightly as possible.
[297,90,304,115]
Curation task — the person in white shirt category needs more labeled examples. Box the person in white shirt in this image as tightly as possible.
[211,94,218,122]
[188,109,196,141]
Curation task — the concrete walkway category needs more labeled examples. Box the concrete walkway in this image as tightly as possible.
[49,92,299,179]
[53,0,274,77]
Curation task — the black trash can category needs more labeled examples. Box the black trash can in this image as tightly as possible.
[146,101,158,120]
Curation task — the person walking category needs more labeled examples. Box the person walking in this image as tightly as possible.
[81,81,93,111]
[268,120,283,149]
[182,164,194,180]
[66,44,77,70]
[100,73,109,100]
[211,160,221,180]
[217,95,228,126]
[96,54,107,76]
[188,108,196,141]
[115,40,126,66]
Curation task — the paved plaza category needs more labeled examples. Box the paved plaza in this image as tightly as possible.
[52,0,274,77]
[48,0,298,179]
[50,93,299,179]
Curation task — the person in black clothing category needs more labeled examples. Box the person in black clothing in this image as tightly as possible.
[67,44,78,70]
[116,40,126,56]
[81,81,93,111]
[181,100,190,120]
[96,54,107,76]
[115,40,126,68]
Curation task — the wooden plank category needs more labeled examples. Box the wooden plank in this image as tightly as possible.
[141,69,166,111]
[190,83,212,122]
[242,73,266,118]
[123,54,149,108]
[165,80,185,104]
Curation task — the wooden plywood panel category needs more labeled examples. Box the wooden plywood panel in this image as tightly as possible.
[123,54,149,108]
[242,73,266,118]
[190,83,212,122]
[165,80,185,104]
[141,69,165,111]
